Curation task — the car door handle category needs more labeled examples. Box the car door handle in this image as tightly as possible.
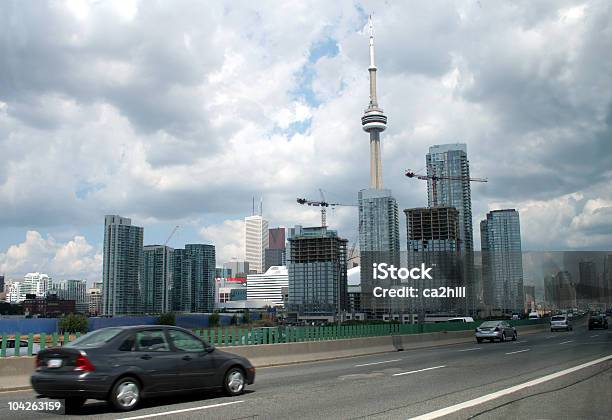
[182,355,192,361]
[140,354,152,360]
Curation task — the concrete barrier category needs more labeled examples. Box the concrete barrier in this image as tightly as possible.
[0,356,35,391]
[0,324,549,392]
[228,324,548,367]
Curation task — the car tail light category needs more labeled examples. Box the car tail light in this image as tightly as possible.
[74,354,95,372]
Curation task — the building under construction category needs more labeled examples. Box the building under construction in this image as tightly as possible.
[405,207,464,316]
[287,226,348,322]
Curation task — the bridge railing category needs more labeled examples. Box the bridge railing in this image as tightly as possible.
[0,318,550,357]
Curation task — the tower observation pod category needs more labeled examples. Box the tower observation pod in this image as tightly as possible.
[361,15,387,190]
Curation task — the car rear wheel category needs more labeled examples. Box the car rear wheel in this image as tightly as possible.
[476,338,483,343]
[512,332,517,341]
[223,367,246,396]
[109,377,141,411]
[501,332,506,342]
[65,397,86,414]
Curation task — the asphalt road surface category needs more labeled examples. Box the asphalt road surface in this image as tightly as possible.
[0,321,610,419]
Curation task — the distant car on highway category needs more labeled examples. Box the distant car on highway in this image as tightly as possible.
[475,321,517,343]
[550,314,572,332]
[31,326,255,413]
[528,312,540,320]
[588,313,609,330]
[447,317,475,323]
[6,339,40,355]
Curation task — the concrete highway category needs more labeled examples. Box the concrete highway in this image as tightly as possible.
[0,322,610,419]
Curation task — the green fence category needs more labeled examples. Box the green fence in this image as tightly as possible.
[0,318,549,357]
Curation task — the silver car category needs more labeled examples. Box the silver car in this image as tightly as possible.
[550,314,572,332]
[475,321,517,343]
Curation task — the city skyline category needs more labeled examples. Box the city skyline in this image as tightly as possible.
[2,2,612,282]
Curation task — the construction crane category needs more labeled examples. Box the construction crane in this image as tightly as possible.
[405,169,488,207]
[164,225,180,246]
[296,189,357,227]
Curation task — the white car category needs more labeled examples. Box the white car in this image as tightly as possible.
[7,339,41,355]
[550,314,572,332]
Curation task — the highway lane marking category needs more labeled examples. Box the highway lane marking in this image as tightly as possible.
[409,354,612,420]
[355,359,402,367]
[116,400,244,420]
[515,341,527,343]
[590,334,599,338]
[457,348,481,352]
[505,349,530,355]
[559,340,574,344]
[393,365,445,377]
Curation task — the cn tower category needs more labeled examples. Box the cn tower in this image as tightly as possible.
[361,15,387,189]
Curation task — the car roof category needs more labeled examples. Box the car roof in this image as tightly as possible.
[96,325,190,331]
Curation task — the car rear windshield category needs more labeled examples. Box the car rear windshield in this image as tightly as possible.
[479,321,499,327]
[552,316,565,321]
[64,328,123,348]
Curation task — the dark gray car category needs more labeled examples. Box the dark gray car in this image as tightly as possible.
[31,326,255,413]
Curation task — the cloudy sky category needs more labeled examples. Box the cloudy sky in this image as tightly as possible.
[1,0,611,283]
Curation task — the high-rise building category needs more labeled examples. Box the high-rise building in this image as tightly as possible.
[359,189,400,318]
[523,285,536,312]
[554,270,576,309]
[0,275,4,293]
[405,207,463,316]
[287,226,348,321]
[172,244,216,313]
[143,245,174,314]
[102,215,144,316]
[264,248,285,272]
[51,279,88,313]
[223,261,250,277]
[247,266,288,307]
[426,144,474,251]
[265,227,286,271]
[7,280,21,303]
[268,227,286,250]
[577,260,598,303]
[87,287,102,316]
[480,209,524,314]
[604,255,612,305]
[544,275,556,308]
[245,215,269,273]
[20,272,52,300]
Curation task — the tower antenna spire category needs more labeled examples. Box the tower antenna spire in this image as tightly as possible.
[361,13,387,189]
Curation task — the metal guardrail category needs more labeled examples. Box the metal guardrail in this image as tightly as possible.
[0,319,549,357]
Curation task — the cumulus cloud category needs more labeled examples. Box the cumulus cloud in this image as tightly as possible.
[1,0,612,279]
[199,219,245,264]
[0,231,102,282]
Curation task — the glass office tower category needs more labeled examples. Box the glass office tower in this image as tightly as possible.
[480,209,524,314]
[426,143,476,314]
[172,244,216,313]
[358,188,401,319]
[102,215,144,316]
[143,245,174,314]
